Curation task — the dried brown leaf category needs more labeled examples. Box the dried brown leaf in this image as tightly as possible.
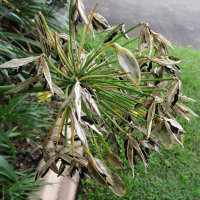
[40,57,54,94]
[82,88,101,117]
[74,81,82,121]
[4,77,37,94]
[71,110,88,147]
[52,83,65,99]
[43,150,59,174]
[0,56,40,69]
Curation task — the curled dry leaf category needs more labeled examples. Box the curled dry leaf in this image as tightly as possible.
[40,57,54,94]
[112,43,141,86]
[107,151,125,170]
[0,56,40,69]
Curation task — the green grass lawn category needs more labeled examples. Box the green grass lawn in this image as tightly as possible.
[77,45,200,200]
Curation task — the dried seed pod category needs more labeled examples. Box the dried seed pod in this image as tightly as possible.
[87,153,108,188]
[68,160,77,178]
[165,79,181,113]
[108,170,127,197]
[158,126,173,149]
[104,29,119,43]
[174,103,199,120]
[112,43,141,86]
[171,89,179,106]
[95,158,126,197]
[138,23,152,56]
[126,139,135,177]
[107,151,125,170]
[163,117,184,147]
[36,154,59,180]
[92,12,110,31]
[151,30,173,49]
[149,56,181,66]
[81,115,94,125]
[76,0,94,37]
[147,98,156,139]
[178,94,196,102]
[103,23,128,43]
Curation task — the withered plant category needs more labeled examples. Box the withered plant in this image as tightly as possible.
[0,0,198,197]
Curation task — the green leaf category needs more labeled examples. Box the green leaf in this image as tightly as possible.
[0,156,17,182]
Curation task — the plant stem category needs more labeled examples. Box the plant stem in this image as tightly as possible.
[99,107,127,135]
[110,23,142,44]
[78,72,130,81]
[69,0,75,67]
[38,11,55,46]
[76,3,98,71]
[39,12,73,75]
[45,56,71,80]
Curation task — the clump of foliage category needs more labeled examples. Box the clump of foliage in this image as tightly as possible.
[0,0,198,197]
[0,95,55,199]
